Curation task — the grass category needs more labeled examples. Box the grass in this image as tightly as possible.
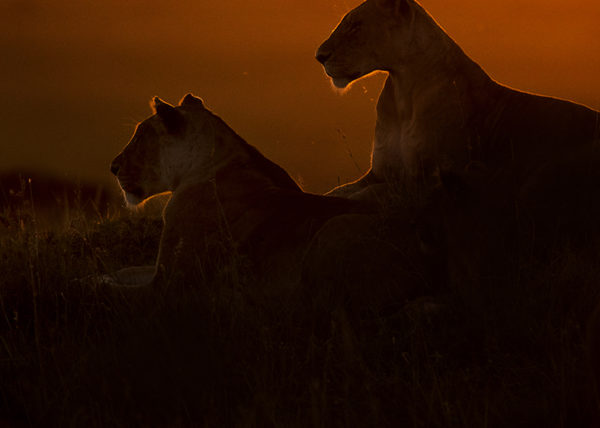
[0,187,599,427]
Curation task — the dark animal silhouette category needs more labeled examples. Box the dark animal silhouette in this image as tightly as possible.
[316,0,600,198]
[108,94,429,313]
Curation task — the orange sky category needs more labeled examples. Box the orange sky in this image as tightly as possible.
[1,0,599,193]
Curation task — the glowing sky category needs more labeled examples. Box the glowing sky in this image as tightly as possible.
[1,0,599,192]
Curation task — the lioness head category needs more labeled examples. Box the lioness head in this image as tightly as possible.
[110,94,216,206]
[316,0,415,88]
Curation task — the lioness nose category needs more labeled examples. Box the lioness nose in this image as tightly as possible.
[316,49,332,64]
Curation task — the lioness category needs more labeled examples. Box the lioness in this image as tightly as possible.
[316,0,600,197]
[417,142,600,299]
[109,94,425,306]
[589,302,600,412]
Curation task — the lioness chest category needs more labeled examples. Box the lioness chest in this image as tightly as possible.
[372,77,473,180]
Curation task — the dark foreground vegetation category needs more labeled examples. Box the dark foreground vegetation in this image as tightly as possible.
[0,180,599,427]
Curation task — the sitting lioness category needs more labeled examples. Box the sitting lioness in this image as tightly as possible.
[316,0,600,197]
[109,94,421,302]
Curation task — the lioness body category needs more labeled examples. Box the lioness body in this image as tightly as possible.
[589,302,600,411]
[110,95,373,292]
[159,161,368,287]
[317,0,600,196]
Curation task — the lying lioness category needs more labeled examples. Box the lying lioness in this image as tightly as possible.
[316,0,600,197]
[108,94,371,290]
[108,94,426,307]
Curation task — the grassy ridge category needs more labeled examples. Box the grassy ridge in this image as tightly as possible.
[0,199,599,427]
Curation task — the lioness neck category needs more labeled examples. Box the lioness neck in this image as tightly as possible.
[372,3,498,179]
[179,122,300,196]
[172,126,244,189]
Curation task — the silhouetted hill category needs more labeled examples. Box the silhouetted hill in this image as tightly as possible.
[0,170,124,229]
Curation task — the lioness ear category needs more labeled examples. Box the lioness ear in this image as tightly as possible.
[180,93,205,109]
[151,97,185,134]
[375,0,411,17]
